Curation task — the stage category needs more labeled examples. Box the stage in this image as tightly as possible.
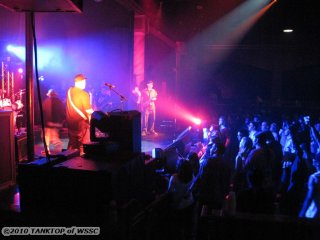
[32,128,175,158]
[1,127,177,215]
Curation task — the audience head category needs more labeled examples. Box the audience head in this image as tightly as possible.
[264,130,276,143]
[248,121,258,132]
[261,121,270,132]
[209,124,221,138]
[187,151,199,163]
[239,136,253,153]
[187,152,200,175]
[270,122,278,132]
[218,116,227,127]
[209,141,225,157]
[175,158,193,183]
[253,131,268,148]
[253,114,261,124]
[237,128,249,142]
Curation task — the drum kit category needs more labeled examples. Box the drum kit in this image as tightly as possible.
[0,89,26,130]
[0,89,25,111]
[1,60,27,130]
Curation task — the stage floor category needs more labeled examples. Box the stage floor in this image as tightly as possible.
[32,129,175,158]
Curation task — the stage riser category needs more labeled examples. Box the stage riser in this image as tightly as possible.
[18,157,112,215]
[17,153,164,217]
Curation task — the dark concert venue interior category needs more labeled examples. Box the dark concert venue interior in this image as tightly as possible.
[0,0,320,239]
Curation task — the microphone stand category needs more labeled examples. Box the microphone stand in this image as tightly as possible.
[107,86,127,111]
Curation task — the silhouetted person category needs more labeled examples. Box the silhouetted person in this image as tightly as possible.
[232,136,253,193]
[280,123,313,216]
[237,168,275,214]
[244,131,276,190]
[195,142,231,211]
[42,89,65,155]
[299,153,320,218]
[168,158,195,240]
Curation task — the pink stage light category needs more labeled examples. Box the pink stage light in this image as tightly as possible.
[157,96,206,127]
[193,118,202,125]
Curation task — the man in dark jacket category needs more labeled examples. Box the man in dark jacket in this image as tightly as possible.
[42,89,65,154]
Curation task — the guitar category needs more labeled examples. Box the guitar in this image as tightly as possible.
[141,89,157,110]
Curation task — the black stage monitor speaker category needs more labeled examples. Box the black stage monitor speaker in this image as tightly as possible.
[18,157,112,216]
[91,110,141,153]
[0,110,16,190]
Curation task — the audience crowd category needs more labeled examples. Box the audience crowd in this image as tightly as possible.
[165,110,320,239]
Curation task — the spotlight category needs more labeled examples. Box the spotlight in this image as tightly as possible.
[6,44,25,61]
[194,118,202,125]
[6,45,14,51]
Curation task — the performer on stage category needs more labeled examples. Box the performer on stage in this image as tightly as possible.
[42,89,65,154]
[141,80,158,136]
[66,73,94,156]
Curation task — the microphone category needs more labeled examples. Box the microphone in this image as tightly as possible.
[105,83,115,88]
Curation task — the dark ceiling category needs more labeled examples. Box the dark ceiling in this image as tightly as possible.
[124,0,320,47]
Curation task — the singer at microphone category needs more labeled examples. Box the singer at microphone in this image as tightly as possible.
[105,83,115,88]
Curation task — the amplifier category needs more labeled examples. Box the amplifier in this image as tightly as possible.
[15,133,27,162]
[91,110,141,153]
[0,110,16,190]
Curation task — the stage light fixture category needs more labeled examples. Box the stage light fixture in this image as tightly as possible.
[283,29,293,33]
